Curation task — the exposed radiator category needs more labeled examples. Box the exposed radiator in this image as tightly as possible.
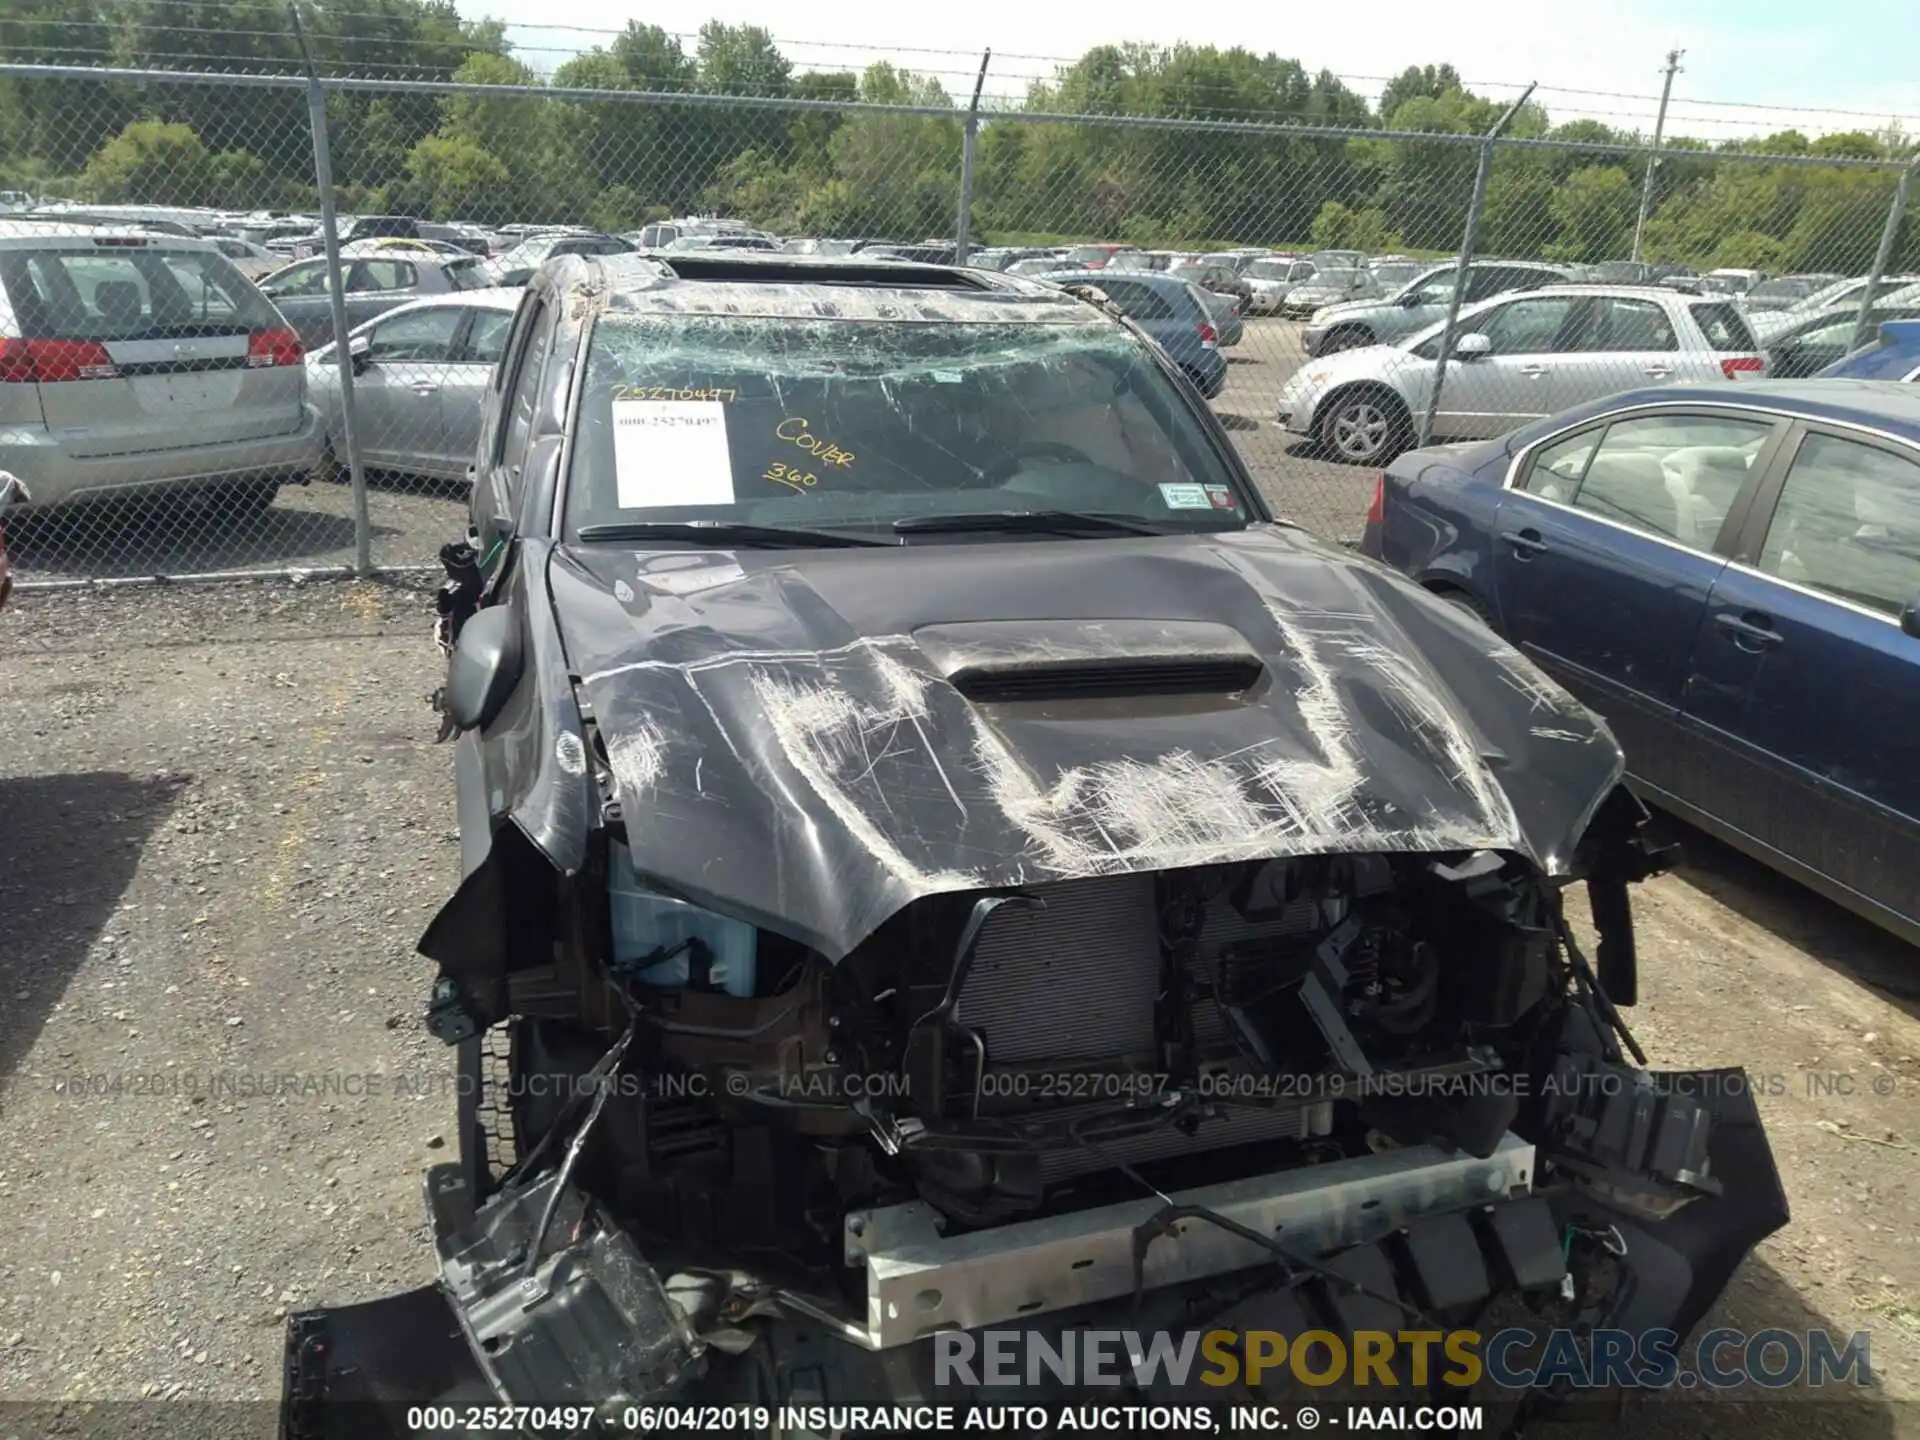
[954,872,1332,1184]
[955,875,1160,1065]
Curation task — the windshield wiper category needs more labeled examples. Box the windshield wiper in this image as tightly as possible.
[574,520,899,548]
[892,510,1191,537]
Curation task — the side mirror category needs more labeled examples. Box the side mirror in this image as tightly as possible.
[1400,292,1423,308]
[348,333,372,372]
[1453,332,1493,361]
[1902,593,1920,640]
[443,603,523,732]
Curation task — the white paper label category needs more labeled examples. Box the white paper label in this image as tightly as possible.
[611,400,735,509]
[1159,482,1212,510]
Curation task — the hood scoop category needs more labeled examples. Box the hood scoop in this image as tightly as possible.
[913,619,1264,703]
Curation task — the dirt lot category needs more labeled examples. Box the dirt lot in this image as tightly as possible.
[3,318,1368,588]
[1,579,1916,1434]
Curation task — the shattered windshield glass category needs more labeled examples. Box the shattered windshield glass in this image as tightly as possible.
[565,313,1252,536]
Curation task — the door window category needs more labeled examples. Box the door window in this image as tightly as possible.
[1757,433,1920,616]
[1463,266,1517,302]
[349,259,416,293]
[496,300,557,488]
[1469,295,1584,355]
[461,309,512,365]
[1558,414,1774,546]
[265,259,330,296]
[1520,429,1603,502]
[365,306,462,362]
[1095,281,1176,320]
[1580,296,1678,352]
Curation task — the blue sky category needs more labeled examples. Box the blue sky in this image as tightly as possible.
[458,0,1918,140]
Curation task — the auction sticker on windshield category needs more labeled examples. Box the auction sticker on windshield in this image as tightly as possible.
[612,399,735,508]
[1159,482,1212,509]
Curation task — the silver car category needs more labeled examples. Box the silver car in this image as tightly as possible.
[1276,285,1769,465]
[306,289,518,482]
[1279,267,1382,319]
[1301,261,1573,356]
[260,250,490,348]
[0,227,321,511]
[1243,257,1317,315]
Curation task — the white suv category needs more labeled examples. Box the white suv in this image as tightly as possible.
[0,226,322,511]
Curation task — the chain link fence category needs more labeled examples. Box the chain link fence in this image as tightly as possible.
[2,58,1916,586]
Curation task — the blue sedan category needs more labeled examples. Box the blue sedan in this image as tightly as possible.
[1361,380,1920,946]
[1818,317,1920,381]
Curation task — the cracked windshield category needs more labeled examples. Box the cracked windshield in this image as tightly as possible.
[566,313,1252,534]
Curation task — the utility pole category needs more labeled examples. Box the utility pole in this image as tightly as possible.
[1631,48,1684,264]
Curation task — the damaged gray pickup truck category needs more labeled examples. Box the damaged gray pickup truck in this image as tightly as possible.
[282,253,1787,1438]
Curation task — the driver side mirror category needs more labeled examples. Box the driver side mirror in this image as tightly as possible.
[1902,592,1920,640]
[347,333,373,372]
[1453,332,1493,361]
[443,603,523,733]
[1400,292,1424,308]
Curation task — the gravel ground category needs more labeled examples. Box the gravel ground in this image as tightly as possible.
[1,579,1916,1435]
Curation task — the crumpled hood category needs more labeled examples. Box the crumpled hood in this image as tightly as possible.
[553,527,1620,959]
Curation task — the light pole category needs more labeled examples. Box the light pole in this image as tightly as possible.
[1631,49,1685,264]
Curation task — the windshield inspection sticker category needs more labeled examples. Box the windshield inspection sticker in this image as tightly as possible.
[612,399,735,509]
[1159,482,1213,510]
[1206,485,1239,510]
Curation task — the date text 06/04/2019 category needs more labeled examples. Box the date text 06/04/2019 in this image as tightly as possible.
[531,1406,1484,1433]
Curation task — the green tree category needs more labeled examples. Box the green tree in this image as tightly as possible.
[1546,165,1637,262]
[83,119,213,203]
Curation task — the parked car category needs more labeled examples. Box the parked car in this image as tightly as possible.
[1005,256,1072,278]
[1300,260,1572,356]
[306,289,519,484]
[1740,274,1844,313]
[1057,243,1139,270]
[284,245,1781,1421]
[1747,275,1920,344]
[1767,306,1920,378]
[1279,266,1382,319]
[1244,257,1319,315]
[259,250,490,348]
[0,227,320,513]
[1050,269,1228,396]
[1700,267,1767,297]
[1363,379,1920,946]
[1170,261,1253,310]
[1587,261,1657,285]
[339,214,421,244]
[1277,285,1767,464]
[1309,248,1366,270]
[481,232,635,287]
[0,471,24,609]
[1366,260,1425,292]
[209,234,281,280]
[1818,318,1920,381]
[967,246,1056,272]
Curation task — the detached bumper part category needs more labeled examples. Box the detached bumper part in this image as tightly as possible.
[281,1079,1786,1427]
[438,1170,702,1408]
